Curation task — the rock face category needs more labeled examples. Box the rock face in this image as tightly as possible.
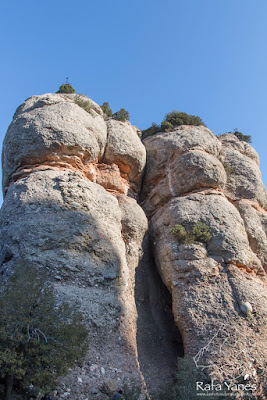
[142,126,267,393]
[0,94,147,398]
[1,97,267,399]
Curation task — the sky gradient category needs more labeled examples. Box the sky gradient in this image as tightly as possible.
[0,0,266,205]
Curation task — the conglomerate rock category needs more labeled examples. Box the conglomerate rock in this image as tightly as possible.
[142,126,267,396]
[0,94,147,398]
[1,96,267,399]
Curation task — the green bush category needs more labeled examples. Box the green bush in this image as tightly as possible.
[101,102,113,118]
[0,263,88,399]
[171,222,212,244]
[141,122,161,139]
[165,111,206,128]
[57,84,75,94]
[232,130,252,143]
[112,108,130,122]
[161,121,173,132]
[192,222,212,243]
[171,224,194,244]
[74,96,92,114]
[141,111,206,139]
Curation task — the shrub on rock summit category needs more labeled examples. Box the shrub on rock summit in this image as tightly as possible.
[160,121,173,132]
[232,130,252,143]
[165,111,205,128]
[57,84,75,94]
[142,111,206,139]
[100,103,130,121]
[112,108,130,122]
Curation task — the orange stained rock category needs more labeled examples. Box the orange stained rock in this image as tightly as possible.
[96,163,129,194]
[238,199,267,214]
[11,158,130,196]
[228,264,267,285]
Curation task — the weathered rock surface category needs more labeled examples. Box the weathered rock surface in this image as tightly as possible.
[0,94,148,398]
[2,94,106,194]
[104,120,146,189]
[141,126,225,216]
[1,97,267,398]
[219,134,267,208]
[142,127,267,395]
[2,93,146,197]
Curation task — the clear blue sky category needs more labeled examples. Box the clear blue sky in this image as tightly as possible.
[0,0,266,205]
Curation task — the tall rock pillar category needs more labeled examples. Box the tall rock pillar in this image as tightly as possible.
[0,94,148,398]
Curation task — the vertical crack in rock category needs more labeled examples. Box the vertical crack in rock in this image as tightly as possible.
[135,233,184,393]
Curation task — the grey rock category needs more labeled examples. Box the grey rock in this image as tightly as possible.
[104,119,146,186]
[218,133,260,165]
[2,94,107,194]
[220,147,267,208]
[142,126,224,216]
[143,128,267,385]
[1,97,267,396]
[0,92,148,395]
[0,166,147,392]
[236,199,267,272]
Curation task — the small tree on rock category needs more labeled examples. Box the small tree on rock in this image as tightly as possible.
[161,121,173,132]
[165,111,205,128]
[141,122,161,140]
[232,129,252,143]
[112,108,130,122]
[0,263,88,400]
[101,102,113,118]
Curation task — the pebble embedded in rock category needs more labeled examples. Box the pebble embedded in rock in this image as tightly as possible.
[241,302,253,314]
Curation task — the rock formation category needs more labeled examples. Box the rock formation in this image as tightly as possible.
[0,94,147,398]
[0,94,266,399]
[142,126,267,396]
